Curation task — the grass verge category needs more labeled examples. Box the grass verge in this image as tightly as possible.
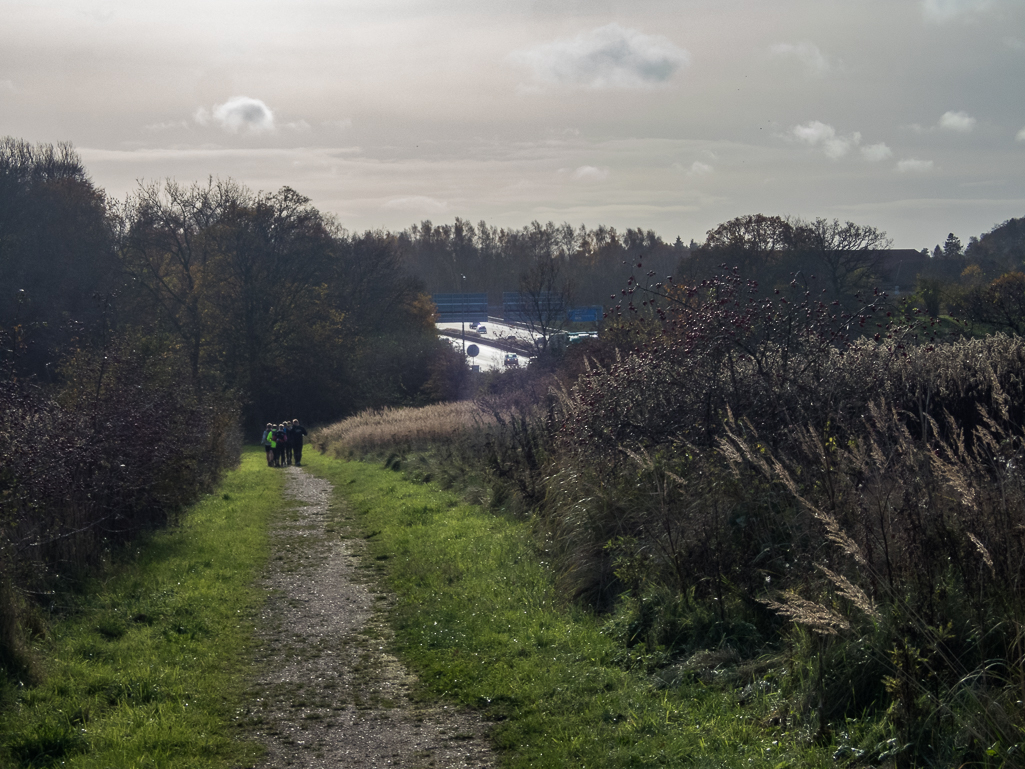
[0,448,281,769]
[301,449,842,768]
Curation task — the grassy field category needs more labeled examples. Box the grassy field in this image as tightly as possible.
[300,449,844,768]
[1,445,858,768]
[0,449,281,769]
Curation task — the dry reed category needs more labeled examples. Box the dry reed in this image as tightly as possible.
[312,401,495,456]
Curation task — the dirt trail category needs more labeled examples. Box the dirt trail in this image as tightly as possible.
[243,466,495,768]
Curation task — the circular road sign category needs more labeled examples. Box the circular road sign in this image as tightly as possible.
[466,344,480,357]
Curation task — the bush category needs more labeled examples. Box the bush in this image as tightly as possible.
[541,302,1025,763]
[0,335,239,681]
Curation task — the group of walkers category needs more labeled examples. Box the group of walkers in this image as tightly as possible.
[261,419,308,467]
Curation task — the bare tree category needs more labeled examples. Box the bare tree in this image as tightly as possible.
[797,217,892,306]
[517,227,571,354]
[114,179,221,387]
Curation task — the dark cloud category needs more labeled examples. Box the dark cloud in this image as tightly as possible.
[509,23,689,89]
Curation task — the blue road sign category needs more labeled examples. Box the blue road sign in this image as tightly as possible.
[567,306,602,323]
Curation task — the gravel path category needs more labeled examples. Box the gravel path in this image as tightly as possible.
[243,466,495,768]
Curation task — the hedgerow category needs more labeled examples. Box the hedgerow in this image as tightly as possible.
[0,336,239,684]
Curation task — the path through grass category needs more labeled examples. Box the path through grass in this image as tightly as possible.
[301,450,839,769]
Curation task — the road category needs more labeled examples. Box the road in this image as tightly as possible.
[436,321,534,372]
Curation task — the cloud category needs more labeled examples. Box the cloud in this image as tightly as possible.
[1017,127,1025,142]
[861,142,893,162]
[572,165,609,181]
[792,120,861,159]
[769,42,831,76]
[0,79,15,93]
[195,96,275,133]
[383,195,447,213]
[938,110,976,132]
[686,161,714,177]
[921,0,993,22]
[285,120,311,132]
[509,23,690,90]
[792,120,836,145]
[897,158,934,172]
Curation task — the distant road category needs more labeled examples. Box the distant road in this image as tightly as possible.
[436,321,534,371]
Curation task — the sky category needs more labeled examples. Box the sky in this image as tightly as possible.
[2,0,1024,250]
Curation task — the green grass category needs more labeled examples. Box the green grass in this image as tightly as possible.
[0,448,282,769]
[0,444,857,768]
[301,449,841,768]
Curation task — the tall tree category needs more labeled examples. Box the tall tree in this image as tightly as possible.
[796,217,892,307]
[688,214,798,286]
[942,232,963,260]
[115,180,221,388]
[0,138,115,375]
[515,225,572,353]
[206,185,338,424]
[332,230,424,332]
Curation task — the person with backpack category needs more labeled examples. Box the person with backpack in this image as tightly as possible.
[261,422,275,466]
[288,419,308,466]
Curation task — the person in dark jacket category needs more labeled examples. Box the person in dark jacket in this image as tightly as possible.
[284,424,295,466]
[288,419,308,466]
[272,423,288,467]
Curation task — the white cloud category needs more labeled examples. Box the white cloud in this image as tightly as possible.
[509,23,690,90]
[792,120,861,158]
[1016,127,1025,142]
[938,110,976,132]
[861,142,893,162]
[383,195,447,213]
[825,134,860,159]
[769,42,831,76]
[285,120,311,132]
[793,120,836,145]
[195,96,275,134]
[0,79,15,93]
[572,165,609,181]
[921,0,993,22]
[897,158,934,172]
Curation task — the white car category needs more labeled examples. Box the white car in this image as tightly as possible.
[477,325,487,335]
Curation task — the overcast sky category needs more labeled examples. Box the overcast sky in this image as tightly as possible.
[2,0,1024,249]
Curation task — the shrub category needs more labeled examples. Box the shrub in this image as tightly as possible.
[0,335,239,681]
